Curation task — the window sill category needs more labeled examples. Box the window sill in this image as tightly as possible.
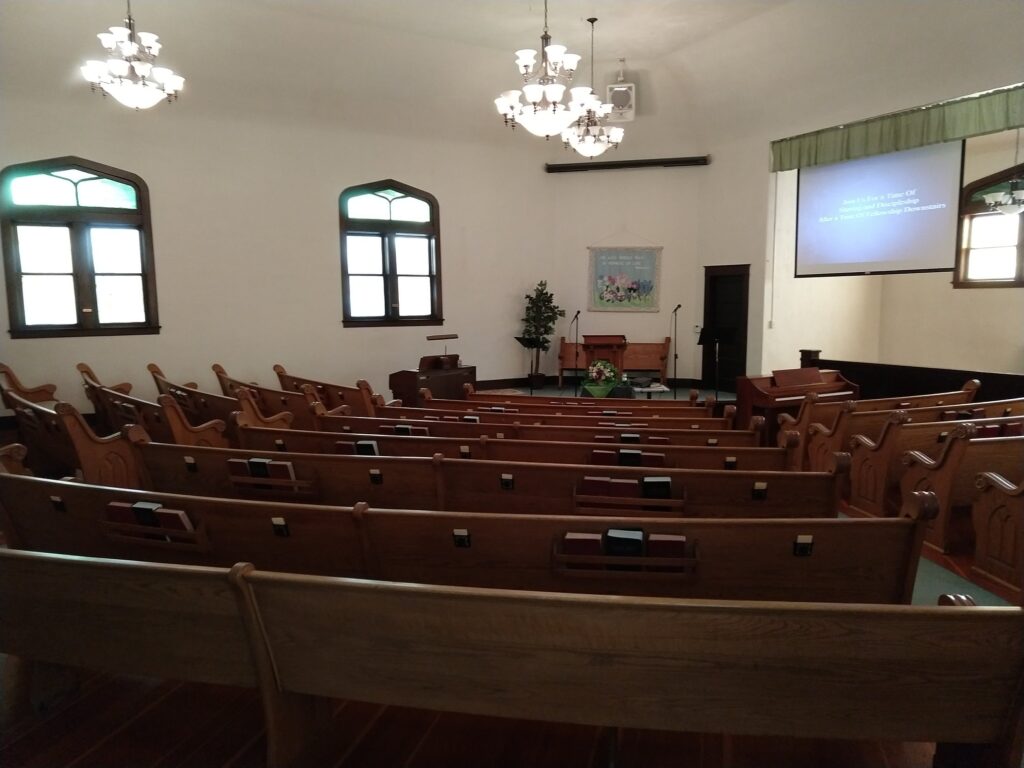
[9,325,161,339]
[342,318,444,329]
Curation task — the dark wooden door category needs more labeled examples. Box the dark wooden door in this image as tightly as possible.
[701,265,749,392]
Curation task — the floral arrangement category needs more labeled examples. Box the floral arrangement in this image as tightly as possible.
[587,359,618,384]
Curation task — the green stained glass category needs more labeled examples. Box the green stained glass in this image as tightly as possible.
[11,174,77,206]
[52,169,96,183]
[78,178,137,209]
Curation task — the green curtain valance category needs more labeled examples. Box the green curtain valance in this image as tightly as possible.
[770,83,1024,172]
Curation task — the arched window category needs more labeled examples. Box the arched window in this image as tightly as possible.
[339,179,442,327]
[0,156,159,337]
[956,161,1024,288]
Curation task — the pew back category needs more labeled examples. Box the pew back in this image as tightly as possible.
[273,364,375,415]
[213,363,321,430]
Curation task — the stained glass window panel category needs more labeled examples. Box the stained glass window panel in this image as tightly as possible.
[10,174,77,206]
[346,235,384,274]
[78,178,138,209]
[22,275,77,325]
[91,228,142,273]
[398,276,431,315]
[96,275,146,323]
[346,194,390,220]
[390,196,430,222]
[16,226,73,272]
[395,236,430,274]
[348,276,385,317]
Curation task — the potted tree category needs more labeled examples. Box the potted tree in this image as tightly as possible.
[515,281,565,391]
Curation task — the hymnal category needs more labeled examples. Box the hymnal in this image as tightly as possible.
[642,476,672,499]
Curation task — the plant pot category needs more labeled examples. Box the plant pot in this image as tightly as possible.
[527,373,547,390]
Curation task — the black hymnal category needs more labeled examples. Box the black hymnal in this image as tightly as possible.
[355,440,380,456]
[641,476,672,499]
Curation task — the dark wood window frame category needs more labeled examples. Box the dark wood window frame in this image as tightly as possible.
[954,161,1024,289]
[0,156,160,338]
[339,179,443,328]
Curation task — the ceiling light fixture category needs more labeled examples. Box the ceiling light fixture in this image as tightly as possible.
[561,18,624,158]
[984,128,1024,216]
[81,0,185,110]
[494,0,582,139]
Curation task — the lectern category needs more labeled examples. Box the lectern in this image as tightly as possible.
[582,335,628,372]
[388,355,476,406]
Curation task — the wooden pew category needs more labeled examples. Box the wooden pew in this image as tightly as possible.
[0,471,929,604]
[239,560,1024,768]
[419,389,713,418]
[464,382,704,409]
[805,395,1024,475]
[900,430,1024,553]
[122,433,847,519]
[149,363,292,443]
[236,420,803,471]
[0,362,58,409]
[78,363,228,447]
[849,414,1023,518]
[3,391,84,479]
[370,401,738,430]
[313,408,765,447]
[212,363,342,430]
[780,380,981,470]
[273,364,377,415]
[0,442,29,474]
[973,471,1024,599]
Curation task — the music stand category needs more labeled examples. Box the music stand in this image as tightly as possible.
[697,327,736,399]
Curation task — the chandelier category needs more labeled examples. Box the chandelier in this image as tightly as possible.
[983,128,1024,216]
[81,0,185,110]
[494,0,582,138]
[561,18,624,158]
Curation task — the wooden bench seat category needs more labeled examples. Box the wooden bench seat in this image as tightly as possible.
[0,471,928,603]
[973,471,1024,598]
[272,364,378,415]
[213,363,342,430]
[901,430,1024,553]
[121,432,846,518]
[464,382,703,408]
[370,402,737,430]
[849,414,1024,518]
[780,380,980,470]
[313,409,765,446]
[5,547,1024,767]
[420,389,713,418]
[235,421,802,471]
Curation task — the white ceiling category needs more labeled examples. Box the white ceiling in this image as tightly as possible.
[245,0,782,62]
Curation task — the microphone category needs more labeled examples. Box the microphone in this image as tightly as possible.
[572,309,581,319]
[672,303,682,313]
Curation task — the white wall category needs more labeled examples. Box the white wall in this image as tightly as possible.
[0,2,704,412]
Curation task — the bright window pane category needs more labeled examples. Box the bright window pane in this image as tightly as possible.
[395,236,430,274]
[22,275,77,325]
[96,275,146,323]
[348,276,385,317]
[390,196,430,223]
[51,169,96,183]
[10,174,77,206]
[78,178,138,209]
[91,228,142,272]
[398,276,431,316]
[346,193,391,220]
[16,226,73,273]
[346,235,383,274]
[966,247,1018,280]
[969,214,1019,249]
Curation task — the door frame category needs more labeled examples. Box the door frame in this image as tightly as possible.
[701,264,749,389]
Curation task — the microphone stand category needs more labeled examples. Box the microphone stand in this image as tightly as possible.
[570,310,581,397]
[671,303,681,400]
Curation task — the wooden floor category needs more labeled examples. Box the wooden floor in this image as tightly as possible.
[0,667,938,768]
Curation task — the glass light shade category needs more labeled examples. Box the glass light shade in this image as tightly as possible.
[118,41,139,57]
[81,62,105,83]
[545,44,567,65]
[102,82,167,109]
[515,49,537,70]
[164,74,184,92]
[150,66,171,83]
[608,126,625,142]
[518,105,576,137]
[984,193,1008,206]
[561,53,581,72]
[544,83,566,103]
[97,32,116,49]
[132,61,152,77]
[108,58,130,77]
[999,204,1024,215]
[137,32,159,47]
[148,41,162,55]
[522,83,544,104]
[109,26,130,41]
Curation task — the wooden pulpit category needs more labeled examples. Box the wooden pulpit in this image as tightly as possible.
[582,335,628,372]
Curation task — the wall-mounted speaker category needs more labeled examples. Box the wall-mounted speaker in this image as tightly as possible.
[606,82,635,122]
